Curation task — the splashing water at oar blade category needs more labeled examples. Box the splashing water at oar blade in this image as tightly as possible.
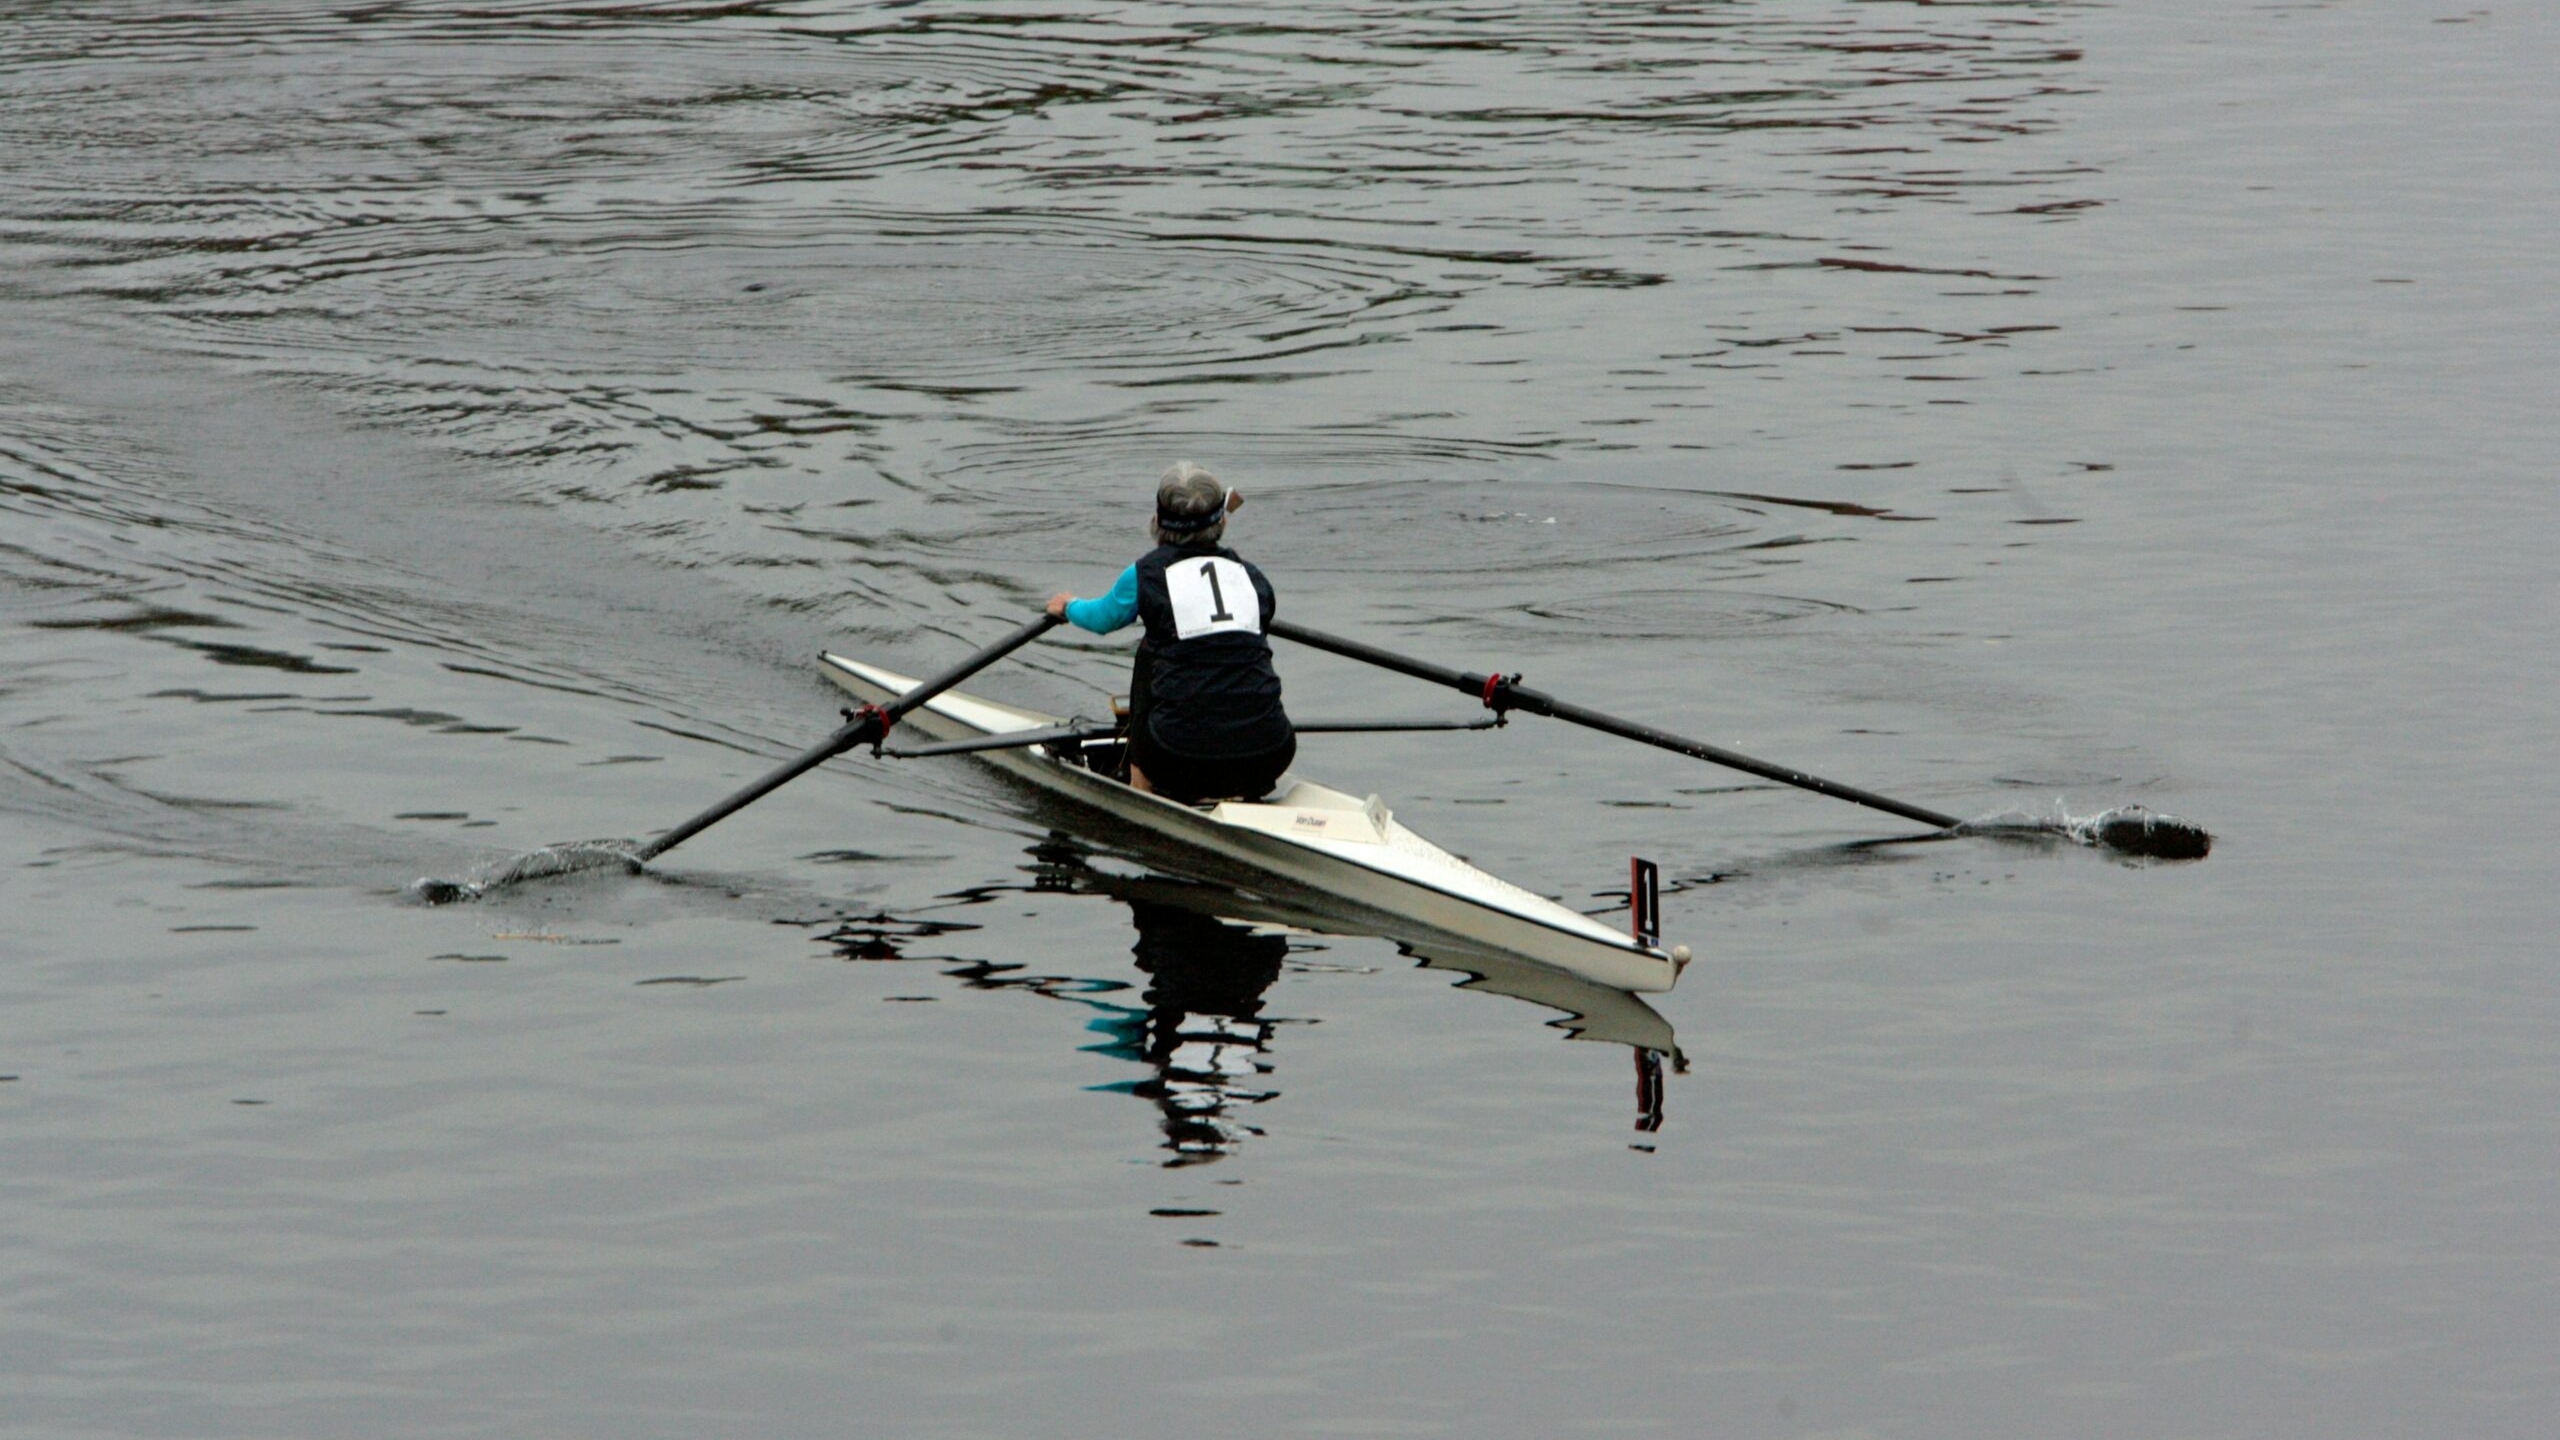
[407,839,643,905]
[400,612,1064,903]
[1266,619,2214,862]
[1957,804,2213,861]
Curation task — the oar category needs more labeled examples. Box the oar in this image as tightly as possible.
[882,722,1109,759]
[409,614,1064,903]
[633,612,1062,862]
[879,713,1503,760]
[1267,618,2210,858]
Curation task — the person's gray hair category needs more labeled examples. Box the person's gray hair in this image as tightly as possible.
[1149,461,1228,547]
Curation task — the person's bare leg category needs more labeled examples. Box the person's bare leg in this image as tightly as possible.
[1127,759,1155,794]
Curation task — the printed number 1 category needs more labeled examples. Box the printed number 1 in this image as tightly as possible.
[1200,561,1234,622]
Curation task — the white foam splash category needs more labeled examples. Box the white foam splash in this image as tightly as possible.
[406,839,643,904]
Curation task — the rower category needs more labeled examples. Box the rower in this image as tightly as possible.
[1045,463,1297,804]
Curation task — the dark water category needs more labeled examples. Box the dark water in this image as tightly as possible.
[4,2,2554,1435]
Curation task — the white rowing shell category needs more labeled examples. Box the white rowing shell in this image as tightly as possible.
[821,653,1682,995]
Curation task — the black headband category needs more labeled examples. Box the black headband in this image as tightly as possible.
[1156,492,1229,533]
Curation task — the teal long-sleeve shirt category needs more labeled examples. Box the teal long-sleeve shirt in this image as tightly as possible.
[1062,565,1141,634]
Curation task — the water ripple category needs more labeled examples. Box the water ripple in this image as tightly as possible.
[0,0,2112,839]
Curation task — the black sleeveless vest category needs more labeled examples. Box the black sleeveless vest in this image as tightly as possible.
[1132,542,1291,757]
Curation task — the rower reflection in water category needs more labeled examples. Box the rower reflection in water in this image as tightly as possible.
[857,841,1679,1156]
[921,875,1294,1165]
[1085,901,1289,1167]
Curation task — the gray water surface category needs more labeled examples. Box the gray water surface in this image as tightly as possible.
[3,2,2554,1436]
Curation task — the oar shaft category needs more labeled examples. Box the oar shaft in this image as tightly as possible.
[878,613,1064,725]
[637,612,1061,861]
[1296,716,1503,733]
[884,722,1110,759]
[1267,618,1479,692]
[1520,690,1959,830]
[1267,617,1961,832]
[882,712,1503,760]
[635,716,878,862]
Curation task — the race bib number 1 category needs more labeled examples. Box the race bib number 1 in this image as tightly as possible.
[1167,558,1261,640]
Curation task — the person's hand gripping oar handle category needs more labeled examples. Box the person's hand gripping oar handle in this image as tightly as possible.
[1266,617,1963,833]
[635,612,1063,863]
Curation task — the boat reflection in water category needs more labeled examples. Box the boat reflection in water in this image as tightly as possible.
[827,831,1682,1164]
[1028,839,1682,1160]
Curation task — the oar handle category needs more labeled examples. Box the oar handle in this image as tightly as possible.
[1268,617,1961,833]
[637,612,1062,862]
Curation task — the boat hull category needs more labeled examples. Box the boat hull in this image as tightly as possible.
[821,653,1680,994]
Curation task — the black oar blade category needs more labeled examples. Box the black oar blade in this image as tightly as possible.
[2084,806,2214,860]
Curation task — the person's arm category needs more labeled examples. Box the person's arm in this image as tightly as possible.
[1048,565,1140,634]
